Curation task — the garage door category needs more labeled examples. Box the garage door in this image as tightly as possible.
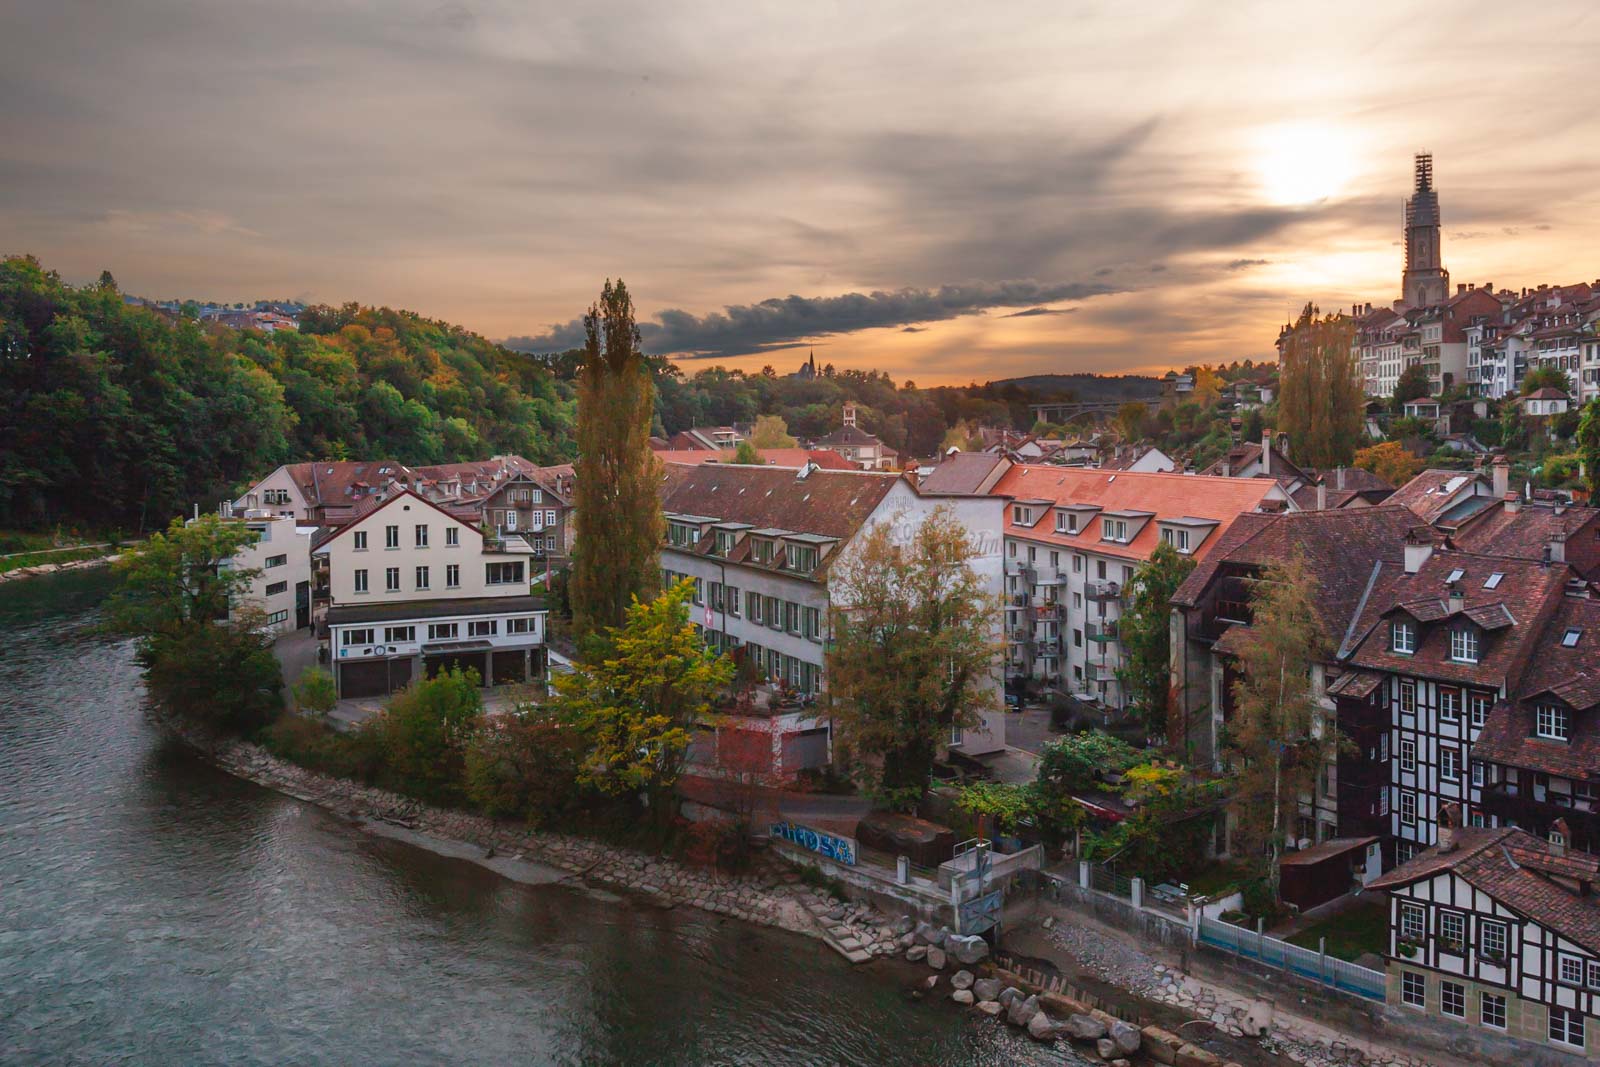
[491,650,528,686]
[338,658,413,699]
[425,652,488,685]
[781,727,831,772]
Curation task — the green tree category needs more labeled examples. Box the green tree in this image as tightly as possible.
[293,666,338,715]
[1392,364,1431,410]
[569,279,664,644]
[1521,365,1571,395]
[1277,305,1363,467]
[465,703,586,825]
[1224,556,1335,903]
[1118,542,1196,742]
[1577,399,1600,497]
[369,667,483,804]
[554,579,734,815]
[1036,730,1139,797]
[748,414,797,449]
[826,507,1002,809]
[1114,401,1150,443]
[732,440,763,465]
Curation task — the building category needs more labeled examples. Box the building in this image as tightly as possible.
[650,447,855,470]
[659,462,1006,773]
[665,426,747,451]
[1522,388,1571,419]
[1197,432,1309,491]
[1452,496,1600,582]
[312,490,546,699]
[814,404,899,470]
[1402,153,1450,309]
[993,466,1290,710]
[919,452,1012,495]
[1099,444,1176,473]
[232,460,417,524]
[1370,813,1600,1058]
[478,472,575,560]
[222,511,316,635]
[1387,466,1502,528]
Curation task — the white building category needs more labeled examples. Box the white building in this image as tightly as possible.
[312,490,546,698]
[660,462,1006,773]
[223,512,315,636]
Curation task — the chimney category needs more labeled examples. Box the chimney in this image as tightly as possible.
[1221,458,1232,478]
[1261,430,1271,476]
[1337,466,1346,490]
[1438,802,1461,854]
[1404,529,1434,574]
[1551,819,1571,857]
[1549,529,1567,564]
[1505,492,1522,514]
[1317,479,1327,511]
[1491,455,1509,500]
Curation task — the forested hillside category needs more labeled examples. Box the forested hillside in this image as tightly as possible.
[0,256,575,532]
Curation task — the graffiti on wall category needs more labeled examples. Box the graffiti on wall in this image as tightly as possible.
[770,821,858,866]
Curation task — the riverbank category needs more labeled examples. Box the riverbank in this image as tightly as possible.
[0,547,120,582]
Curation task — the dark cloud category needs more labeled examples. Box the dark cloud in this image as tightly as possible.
[1226,258,1269,270]
[505,280,1119,358]
[1002,306,1076,318]
[901,326,926,333]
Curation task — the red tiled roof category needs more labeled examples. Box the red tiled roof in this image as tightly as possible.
[1473,596,1600,780]
[651,448,845,469]
[661,463,902,543]
[991,466,1283,564]
[1452,501,1600,567]
[1386,469,1492,525]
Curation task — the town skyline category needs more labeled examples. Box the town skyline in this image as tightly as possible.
[4,1,1598,384]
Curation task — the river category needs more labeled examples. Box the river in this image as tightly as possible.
[0,570,1068,1065]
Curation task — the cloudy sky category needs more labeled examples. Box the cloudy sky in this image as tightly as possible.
[4,1,1597,382]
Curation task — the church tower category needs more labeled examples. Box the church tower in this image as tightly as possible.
[1401,152,1449,308]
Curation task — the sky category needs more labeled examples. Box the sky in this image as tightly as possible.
[3,1,1597,384]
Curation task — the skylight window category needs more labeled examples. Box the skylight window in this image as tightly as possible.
[1484,572,1504,589]
[1447,568,1464,584]
[1562,628,1582,648]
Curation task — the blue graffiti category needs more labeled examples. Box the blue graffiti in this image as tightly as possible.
[770,821,857,866]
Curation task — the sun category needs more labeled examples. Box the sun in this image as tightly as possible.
[1254,123,1356,206]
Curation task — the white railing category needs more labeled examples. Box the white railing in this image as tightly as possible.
[1196,916,1385,1001]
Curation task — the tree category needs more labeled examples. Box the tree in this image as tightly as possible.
[1353,440,1423,487]
[293,667,338,715]
[107,514,285,734]
[97,269,118,292]
[1114,401,1150,443]
[1192,367,1223,408]
[369,667,483,804]
[1036,731,1139,798]
[1577,399,1600,497]
[1277,305,1363,467]
[826,507,1002,809]
[1520,365,1570,396]
[554,578,734,816]
[1224,557,1336,903]
[569,279,664,644]
[1392,365,1431,410]
[1118,542,1196,742]
[748,414,797,449]
[464,702,586,825]
[732,440,763,465]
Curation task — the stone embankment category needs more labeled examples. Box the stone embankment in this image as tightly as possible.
[0,551,119,584]
[197,734,912,959]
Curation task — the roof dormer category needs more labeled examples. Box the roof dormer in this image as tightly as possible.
[1100,509,1155,545]
[1052,503,1101,535]
[1156,516,1221,555]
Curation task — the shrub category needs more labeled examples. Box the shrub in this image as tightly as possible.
[138,620,283,735]
[464,704,584,826]
[368,668,484,804]
[292,667,338,715]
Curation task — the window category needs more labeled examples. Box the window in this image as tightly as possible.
[385,525,399,549]
[265,609,289,626]
[414,524,428,548]
[385,567,400,592]
[446,528,459,547]
[446,564,460,589]
[1549,1007,1584,1048]
[264,554,287,569]
[1160,527,1190,552]
[764,596,780,630]
[354,568,369,593]
[714,530,738,556]
[804,606,821,641]
[1392,621,1416,654]
[1450,628,1479,664]
[1400,971,1425,1008]
[1441,748,1460,782]
[1446,567,1464,584]
[747,591,762,624]
[787,545,819,572]
[1400,680,1416,714]
[1470,693,1490,727]
[415,566,429,590]
[354,530,368,551]
[1537,703,1570,741]
[1559,955,1584,986]
[468,619,497,637]
[342,628,374,646]
[265,580,288,596]
[384,625,414,643]
[1400,738,1416,772]
[727,586,741,618]
[1438,910,1465,951]
[1102,518,1128,542]
[1479,920,1507,961]
[1012,505,1033,525]
[1399,790,1417,826]
[1440,981,1464,1019]
[428,622,458,640]
[1471,760,1485,787]
[1480,993,1506,1030]
[485,561,525,586]
[507,616,533,634]
[1400,901,1426,941]
[691,578,703,605]
[1439,688,1460,720]
[1588,959,1600,990]
[1072,555,1082,573]
[1379,733,1389,762]
[784,601,800,634]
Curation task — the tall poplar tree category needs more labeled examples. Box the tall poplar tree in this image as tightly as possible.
[1277,304,1363,468]
[1117,541,1195,742]
[569,279,664,645]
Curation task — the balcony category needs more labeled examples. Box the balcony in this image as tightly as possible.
[1086,581,1122,603]
[1086,662,1113,684]
[1481,782,1600,848]
[1086,619,1118,642]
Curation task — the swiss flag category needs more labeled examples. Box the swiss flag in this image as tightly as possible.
[704,605,714,629]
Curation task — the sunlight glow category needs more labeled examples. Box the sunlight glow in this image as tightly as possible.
[1254,123,1357,206]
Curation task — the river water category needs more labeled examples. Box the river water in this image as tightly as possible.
[0,571,1068,1065]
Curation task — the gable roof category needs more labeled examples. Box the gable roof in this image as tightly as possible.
[1452,501,1600,570]
[815,424,891,450]
[1473,595,1600,780]
[1197,441,1308,486]
[311,489,478,553]
[648,448,852,470]
[660,463,902,542]
[920,452,1011,495]
[1386,468,1496,526]
[1368,826,1600,956]
[990,466,1282,563]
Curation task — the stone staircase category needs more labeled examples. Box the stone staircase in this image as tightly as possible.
[801,898,875,964]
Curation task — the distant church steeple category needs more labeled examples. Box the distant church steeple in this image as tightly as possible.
[1401,152,1450,308]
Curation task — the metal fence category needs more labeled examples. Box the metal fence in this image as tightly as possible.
[1197,916,1386,1001]
[1090,863,1133,899]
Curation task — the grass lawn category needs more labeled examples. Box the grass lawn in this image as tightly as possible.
[1285,900,1389,961]
[1184,860,1251,898]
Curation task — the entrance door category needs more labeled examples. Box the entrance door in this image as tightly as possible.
[295,581,311,629]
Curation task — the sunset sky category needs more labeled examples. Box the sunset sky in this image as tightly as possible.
[4,1,1597,383]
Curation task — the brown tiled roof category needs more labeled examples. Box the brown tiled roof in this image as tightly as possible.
[920,452,1011,494]
[1171,506,1418,649]
[1452,501,1600,564]
[1343,550,1570,688]
[661,463,901,542]
[1327,670,1383,699]
[1196,442,1307,485]
[1368,827,1600,956]
[285,460,418,508]
[1473,596,1600,780]
[1386,469,1493,525]
[1302,467,1394,495]
[816,424,892,450]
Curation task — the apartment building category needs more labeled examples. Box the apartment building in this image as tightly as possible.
[659,461,1006,770]
[312,490,545,699]
[222,511,315,635]
[993,466,1289,711]
[479,473,574,558]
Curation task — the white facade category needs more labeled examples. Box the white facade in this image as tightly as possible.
[225,513,315,636]
[233,465,315,521]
